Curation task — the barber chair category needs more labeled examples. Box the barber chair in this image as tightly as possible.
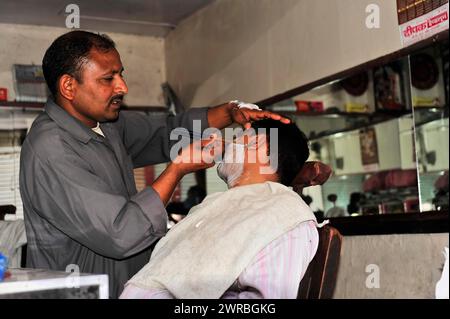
[297,225,343,299]
[292,162,343,299]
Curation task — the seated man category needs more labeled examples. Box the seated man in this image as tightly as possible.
[120,120,319,299]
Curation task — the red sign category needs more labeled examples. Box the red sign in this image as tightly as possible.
[428,10,448,27]
[399,3,449,46]
[0,88,7,101]
[294,100,324,113]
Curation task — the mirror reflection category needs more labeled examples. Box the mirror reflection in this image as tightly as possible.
[411,39,449,212]
[267,56,419,218]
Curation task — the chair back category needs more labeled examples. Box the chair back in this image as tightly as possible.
[297,225,343,299]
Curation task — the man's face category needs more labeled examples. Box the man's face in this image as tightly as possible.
[70,48,128,126]
[238,130,277,177]
[234,129,269,166]
[217,129,272,188]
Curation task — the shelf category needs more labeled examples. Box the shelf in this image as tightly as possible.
[277,111,371,118]
[267,108,412,119]
[414,106,449,127]
[0,101,169,113]
[323,210,448,236]
[413,105,448,110]
[0,101,45,109]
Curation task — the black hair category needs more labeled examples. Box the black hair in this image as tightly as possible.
[42,30,116,97]
[187,185,206,201]
[251,119,309,186]
[327,194,338,202]
[184,185,207,211]
[302,195,313,206]
[347,192,364,215]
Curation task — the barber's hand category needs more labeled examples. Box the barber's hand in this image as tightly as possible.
[172,138,217,176]
[229,101,291,130]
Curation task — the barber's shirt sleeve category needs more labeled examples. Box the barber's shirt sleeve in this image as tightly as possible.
[117,108,209,168]
[29,152,167,260]
[222,221,319,299]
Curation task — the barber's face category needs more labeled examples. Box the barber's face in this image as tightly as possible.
[71,48,128,126]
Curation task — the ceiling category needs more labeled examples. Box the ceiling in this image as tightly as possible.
[0,0,215,37]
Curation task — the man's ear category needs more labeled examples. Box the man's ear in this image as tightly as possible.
[59,74,76,101]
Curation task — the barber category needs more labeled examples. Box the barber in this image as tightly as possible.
[19,30,289,298]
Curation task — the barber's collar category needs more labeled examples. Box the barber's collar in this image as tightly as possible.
[45,98,105,144]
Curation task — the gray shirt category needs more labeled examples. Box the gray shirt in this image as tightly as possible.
[19,98,208,298]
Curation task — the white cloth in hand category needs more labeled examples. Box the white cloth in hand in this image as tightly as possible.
[230,100,261,110]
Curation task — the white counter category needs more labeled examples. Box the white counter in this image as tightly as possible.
[0,268,108,299]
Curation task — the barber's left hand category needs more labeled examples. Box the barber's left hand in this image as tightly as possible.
[229,101,291,130]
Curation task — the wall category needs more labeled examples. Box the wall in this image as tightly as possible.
[0,23,166,106]
[165,0,402,107]
[334,232,449,298]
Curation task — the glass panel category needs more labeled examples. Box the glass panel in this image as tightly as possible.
[267,56,419,218]
[0,113,23,220]
[410,38,449,212]
[0,107,40,220]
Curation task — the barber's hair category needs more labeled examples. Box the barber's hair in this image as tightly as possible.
[251,119,309,186]
[42,30,116,96]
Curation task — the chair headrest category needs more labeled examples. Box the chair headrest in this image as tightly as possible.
[291,161,333,191]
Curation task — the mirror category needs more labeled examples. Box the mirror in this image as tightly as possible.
[266,56,419,218]
[411,39,449,212]
[200,34,448,222]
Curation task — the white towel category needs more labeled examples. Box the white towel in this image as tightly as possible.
[128,182,317,299]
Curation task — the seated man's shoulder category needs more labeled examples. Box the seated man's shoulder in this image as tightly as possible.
[275,184,312,207]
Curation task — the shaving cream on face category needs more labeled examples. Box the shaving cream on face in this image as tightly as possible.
[217,143,246,188]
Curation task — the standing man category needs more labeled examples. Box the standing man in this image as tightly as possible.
[19,30,289,298]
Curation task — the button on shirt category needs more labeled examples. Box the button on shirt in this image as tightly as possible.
[19,99,209,298]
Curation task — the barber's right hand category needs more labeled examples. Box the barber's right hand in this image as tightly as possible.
[172,138,218,175]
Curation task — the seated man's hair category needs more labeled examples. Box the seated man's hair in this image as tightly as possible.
[251,119,309,186]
